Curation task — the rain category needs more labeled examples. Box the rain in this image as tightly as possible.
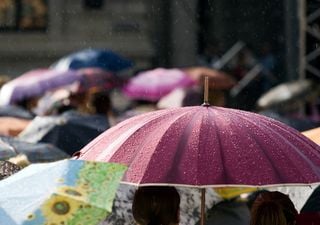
[0,0,319,225]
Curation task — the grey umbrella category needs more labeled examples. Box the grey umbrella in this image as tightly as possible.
[0,136,68,163]
[18,110,109,155]
[256,79,316,110]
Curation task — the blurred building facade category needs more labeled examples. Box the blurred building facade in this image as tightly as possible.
[0,0,317,83]
[0,0,155,76]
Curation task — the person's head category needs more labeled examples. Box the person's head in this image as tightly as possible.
[90,91,112,115]
[132,186,180,225]
[250,191,298,225]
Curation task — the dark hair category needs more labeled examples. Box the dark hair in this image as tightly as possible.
[250,191,298,225]
[132,186,180,225]
[91,91,111,114]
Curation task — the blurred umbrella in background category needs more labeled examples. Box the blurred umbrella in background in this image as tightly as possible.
[259,110,319,132]
[19,111,109,155]
[0,135,69,163]
[256,79,316,110]
[122,68,196,102]
[0,105,34,119]
[34,68,121,116]
[0,159,127,225]
[183,67,236,90]
[0,68,80,106]
[51,48,133,73]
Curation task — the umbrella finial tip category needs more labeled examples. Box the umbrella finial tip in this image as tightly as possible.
[202,76,210,106]
[201,102,210,107]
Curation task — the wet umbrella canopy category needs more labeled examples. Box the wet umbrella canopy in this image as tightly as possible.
[77,105,320,225]
[78,105,320,186]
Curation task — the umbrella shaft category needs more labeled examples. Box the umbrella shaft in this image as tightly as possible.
[200,188,206,225]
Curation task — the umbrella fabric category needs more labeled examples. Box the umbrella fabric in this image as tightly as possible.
[0,136,69,163]
[0,160,21,180]
[19,111,109,155]
[0,105,34,119]
[183,67,236,90]
[122,68,196,102]
[302,127,320,145]
[257,79,314,109]
[0,159,127,225]
[33,68,119,116]
[78,106,320,187]
[0,68,80,106]
[51,48,133,73]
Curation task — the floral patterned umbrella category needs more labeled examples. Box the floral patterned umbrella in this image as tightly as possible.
[0,159,127,225]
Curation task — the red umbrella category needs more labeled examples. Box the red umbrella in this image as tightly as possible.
[76,105,320,224]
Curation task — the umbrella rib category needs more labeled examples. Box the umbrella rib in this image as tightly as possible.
[131,109,194,182]
[228,110,320,183]
[208,110,229,184]
[142,108,199,184]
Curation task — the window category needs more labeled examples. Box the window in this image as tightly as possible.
[83,0,104,10]
[0,0,48,31]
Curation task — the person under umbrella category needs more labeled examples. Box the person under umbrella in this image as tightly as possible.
[250,191,298,225]
[132,186,180,225]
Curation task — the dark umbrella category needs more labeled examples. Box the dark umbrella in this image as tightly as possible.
[0,105,34,119]
[256,79,316,110]
[18,111,109,155]
[0,135,69,163]
[51,48,133,73]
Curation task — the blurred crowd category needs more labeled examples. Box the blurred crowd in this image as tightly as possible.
[0,47,320,225]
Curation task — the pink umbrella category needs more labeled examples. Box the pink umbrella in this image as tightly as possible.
[0,69,79,106]
[77,106,320,186]
[122,68,196,102]
[76,105,320,224]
